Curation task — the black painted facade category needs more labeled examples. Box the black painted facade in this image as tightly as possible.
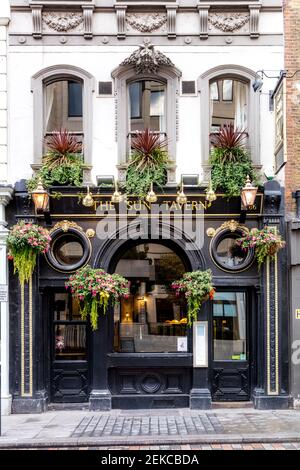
[7,180,290,412]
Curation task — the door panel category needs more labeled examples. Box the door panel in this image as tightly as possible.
[211,290,250,401]
[50,291,89,402]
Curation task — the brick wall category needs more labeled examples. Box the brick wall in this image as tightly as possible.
[284,0,300,214]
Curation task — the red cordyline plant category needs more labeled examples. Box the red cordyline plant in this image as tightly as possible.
[210,123,248,163]
[43,128,82,169]
[129,128,169,172]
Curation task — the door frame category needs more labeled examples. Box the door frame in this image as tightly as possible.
[209,287,253,401]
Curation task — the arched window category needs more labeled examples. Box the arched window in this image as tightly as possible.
[113,243,188,353]
[209,77,248,132]
[199,65,260,168]
[112,52,181,183]
[31,65,95,163]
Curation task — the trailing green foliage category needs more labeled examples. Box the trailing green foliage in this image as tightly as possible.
[172,270,215,326]
[27,156,83,192]
[210,148,258,199]
[236,227,286,269]
[125,153,167,197]
[66,265,130,331]
[7,222,51,286]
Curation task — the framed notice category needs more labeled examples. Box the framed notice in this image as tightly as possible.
[193,321,208,368]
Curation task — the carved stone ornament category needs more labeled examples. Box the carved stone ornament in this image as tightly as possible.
[50,220,83,234]
[43,12,83,32]
[208,13,249,33]
[126,13,167,33]
[120,42,174,75]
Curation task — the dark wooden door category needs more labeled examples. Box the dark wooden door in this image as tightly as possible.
[211,290,250,401]
[50,291,89,402]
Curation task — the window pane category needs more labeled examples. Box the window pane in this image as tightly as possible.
[210,78,248,131]
[129,82,141,119]
[129,80,166,133]
[53,234,84,266]
[222,79,233,101]
[213,292,247,361]
[68,81,83,117]
[54,293,82,322]
[216,237,248,269]
[114,244,187,353]
[45,80,83,133]
[54,324,86,360]
[210,81,219,101]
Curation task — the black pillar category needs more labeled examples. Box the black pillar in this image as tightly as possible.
[89,309,112,411]
[190,303,212,409]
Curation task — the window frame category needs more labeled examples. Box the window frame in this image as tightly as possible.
[112,64,181,167]
[31,65,95,164]
[198,65,260,165]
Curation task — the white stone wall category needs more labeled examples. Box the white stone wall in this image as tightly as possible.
[7,43,283,184]
[0,2,9,183]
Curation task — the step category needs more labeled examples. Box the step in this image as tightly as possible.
[212,401,253,409]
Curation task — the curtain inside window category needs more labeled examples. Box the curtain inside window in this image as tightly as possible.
[234,81,248,130]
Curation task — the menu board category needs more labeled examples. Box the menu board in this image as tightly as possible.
[193,321,208,367]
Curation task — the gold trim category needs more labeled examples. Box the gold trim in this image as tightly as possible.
[44,213,261,219]
[266,248,279,396]
[29,276,33,397]
[86,228,95,238]
[49,220,83,234]
[206,227,216,238]
[21,282,25,397]
[214,220,250,236]
[20,278,33,397]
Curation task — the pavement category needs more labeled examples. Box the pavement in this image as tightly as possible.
[1,408,300,448]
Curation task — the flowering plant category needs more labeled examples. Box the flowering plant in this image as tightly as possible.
[66,265,130,330]
[235,227,285,269]
[7,221,51,286]
[171,269,215,326]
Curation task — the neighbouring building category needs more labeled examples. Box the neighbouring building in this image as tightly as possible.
[0,0,291,414]
[273,0,300,408]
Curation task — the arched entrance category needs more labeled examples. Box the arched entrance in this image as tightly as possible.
[101,236,199,409]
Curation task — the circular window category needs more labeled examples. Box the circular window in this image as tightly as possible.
[210,229,254,272]
[46,228,91,272]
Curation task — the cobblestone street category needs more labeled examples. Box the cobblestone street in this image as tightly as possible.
[1,408,300,449]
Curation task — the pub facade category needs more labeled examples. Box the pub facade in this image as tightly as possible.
[1,0,290,413]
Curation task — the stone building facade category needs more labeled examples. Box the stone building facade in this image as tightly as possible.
[0,1,292,414]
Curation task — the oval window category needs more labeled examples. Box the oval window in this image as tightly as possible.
[46,228,91,272]
[210,230,254,272]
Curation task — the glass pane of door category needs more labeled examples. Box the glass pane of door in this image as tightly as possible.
[213,292,247,361]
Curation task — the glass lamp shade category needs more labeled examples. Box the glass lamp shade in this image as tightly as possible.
[111,182,123,203]
[176,183,187,205]
[82,187,94,207]
[31,179,49,212]
[146,183,157,203]
[241,175,258,209]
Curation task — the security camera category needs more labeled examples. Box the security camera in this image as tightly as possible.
[252,77,263,92]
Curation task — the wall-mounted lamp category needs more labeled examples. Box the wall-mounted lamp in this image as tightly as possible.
[252,70,285,92]
[241,175,258,210]
[176,182,187,205]
[146,182,157,203]
[82,186,95,207]
[31,178,49,213]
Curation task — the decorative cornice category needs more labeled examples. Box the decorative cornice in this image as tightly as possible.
[126,13,167,33]
[43,12,83,32]
[120,41,174,74]
[208,13,249,33]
